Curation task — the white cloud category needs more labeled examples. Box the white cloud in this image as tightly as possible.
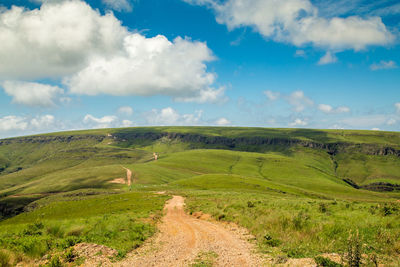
[318,104,333,113]
[2,81,63,107]
[336,106,351,113]
[289,118,308,127]
[102,0,132,12]
[370,60,397,71]
[295,50,306,57]
[118,106,133,116]
[264,90,280,101]
[286,90,314,112]
[30,114,55,129]
[318,104,350,114]
[371,127,380,131]
[0,116,28,132]
[215,117,230,126]
[0,114,57,137]
[65,34,224,103]
[145,107,203,126]
[318,51,337,65]
[0,1,127,79]
[0,1,225,103]
[185,0,394,51]
[83,114,118,128]
[395,103,400,113]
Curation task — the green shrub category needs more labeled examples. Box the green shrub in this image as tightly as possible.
[22,222,44,236]
[47,255,62,267]
[63,248,75,262]
[319,203,328,213]
[346,231,363,267]
[19,237,49,257]
[263,234,281,247]
[314,256,343,267]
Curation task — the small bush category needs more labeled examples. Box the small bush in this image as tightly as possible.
[247,201,255,208]
[63,248,76,262]
[0,250,11,267]
[22,222,44,236]
[319,203,328,213]
[47,255,62,267]
[346,231,363,267]
[263,234,281,247]
[60,236,80,249]
[314,256,343,267]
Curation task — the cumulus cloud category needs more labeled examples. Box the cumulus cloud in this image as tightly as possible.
[118,106,133,116]
[102,0,132,12]
[184,0,394,51]
[215,117,231,126]
[318,104,350,114]
[370,60,397,71]
[318,51,337,65]
[289,118,308,127]
[64,34,222,103]
[2,81,64,107]
[286,90,314,112]
[371,127,380,131]
[145,107,203,126]
[0,1,224,103]
[30,114,55,128]
[0,1,126,79]
[264,90,280,101]
[83,114,119,128]
[0,114,57,137]
[0,116,28,132]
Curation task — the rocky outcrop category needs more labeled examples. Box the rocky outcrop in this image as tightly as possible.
[113,131,400,157]
[0,135,104,146]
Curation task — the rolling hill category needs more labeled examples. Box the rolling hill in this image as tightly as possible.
[0,127,399,265]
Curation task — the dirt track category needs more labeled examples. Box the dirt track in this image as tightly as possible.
[122,167,132,186]
[118,195,265,267]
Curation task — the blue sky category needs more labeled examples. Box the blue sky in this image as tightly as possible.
[0,0,399,137]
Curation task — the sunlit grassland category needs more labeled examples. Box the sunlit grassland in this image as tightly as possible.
[0,190,168,261]
[0,127,400,265]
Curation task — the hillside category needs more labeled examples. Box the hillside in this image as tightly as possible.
[0,127,399,266]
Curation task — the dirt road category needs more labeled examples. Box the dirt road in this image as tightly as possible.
[118,196,265,267]
[122,167,132,186]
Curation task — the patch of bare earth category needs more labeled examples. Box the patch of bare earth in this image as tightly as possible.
[74,243,118,267]
[123,167,132,186]
[109,178,126,184]
[117,195,266,267]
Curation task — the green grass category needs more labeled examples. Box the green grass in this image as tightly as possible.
[182,190,400,263]
[0,190,168,259]
[0,126,400,264]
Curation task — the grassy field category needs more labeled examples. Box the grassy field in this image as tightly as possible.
[0,127,399,265]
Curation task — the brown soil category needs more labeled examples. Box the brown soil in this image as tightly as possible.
[117,195,266,267]
[122,167,132,186]
[109,178,126,184]
[74,243,118,267]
